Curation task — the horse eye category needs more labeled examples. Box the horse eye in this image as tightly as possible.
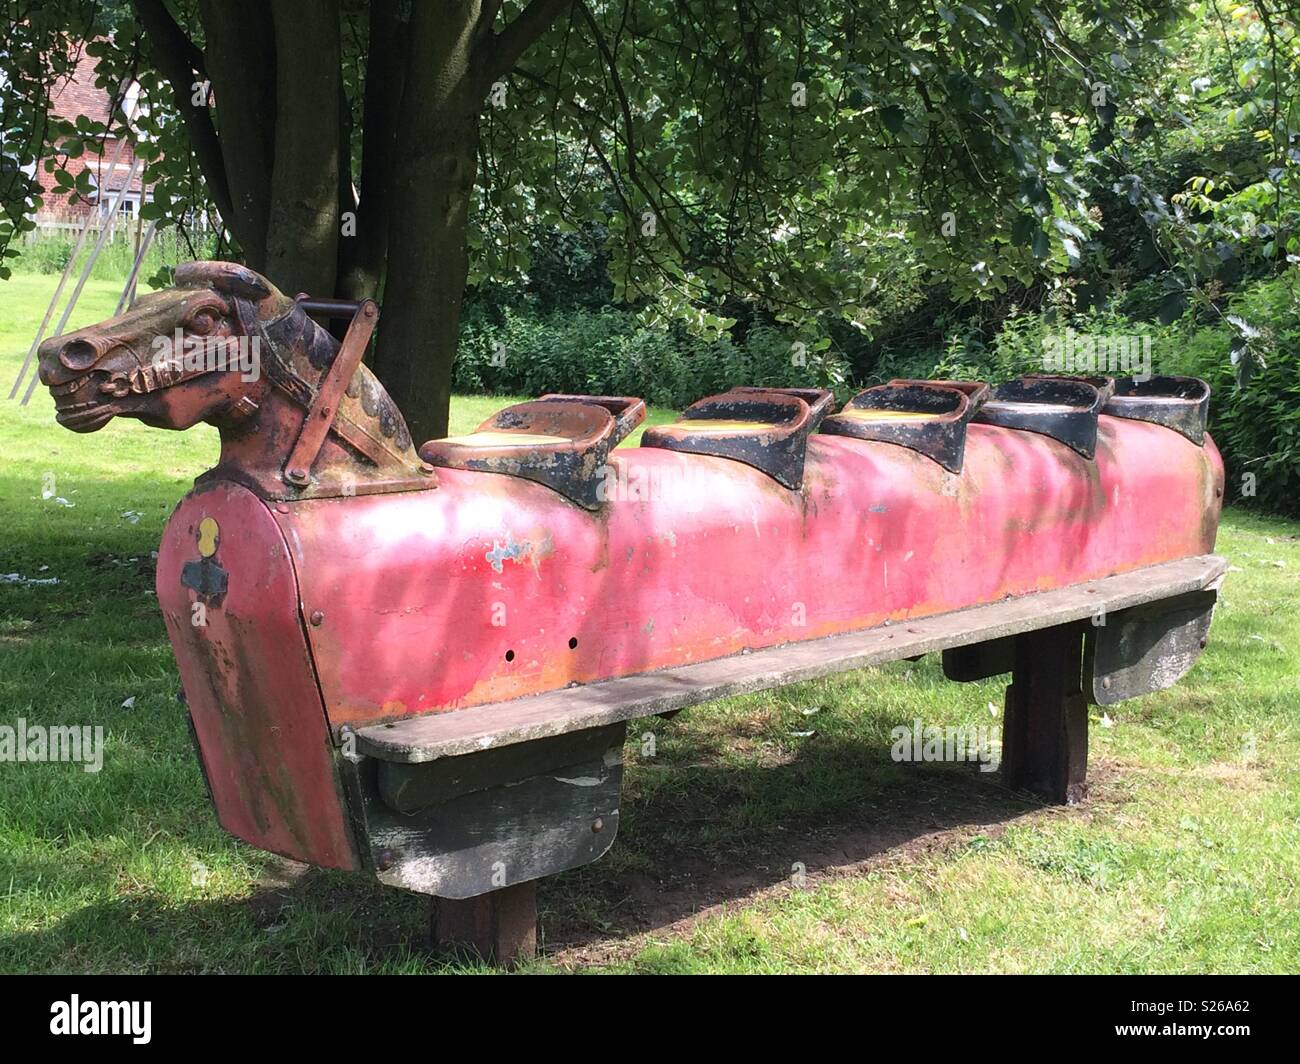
[189,309,220,335]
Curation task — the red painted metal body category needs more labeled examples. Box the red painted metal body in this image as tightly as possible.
[158,483,360,869]
[157,415,1222,867]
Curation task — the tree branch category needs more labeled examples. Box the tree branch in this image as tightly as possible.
[576,1,691,263]
[479,0,573,85]
[130,0,233,224]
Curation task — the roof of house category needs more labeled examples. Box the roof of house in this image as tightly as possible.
[49,46,134,130]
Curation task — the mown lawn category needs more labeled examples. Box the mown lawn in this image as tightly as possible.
[0,273,1297,973]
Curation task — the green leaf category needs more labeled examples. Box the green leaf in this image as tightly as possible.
[1157,292,1187,325]
[1011,214,1036,246]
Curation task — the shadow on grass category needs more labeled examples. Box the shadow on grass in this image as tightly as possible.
[542,744,1046,956]
[0,862,434,974]
[4,734,1049,972]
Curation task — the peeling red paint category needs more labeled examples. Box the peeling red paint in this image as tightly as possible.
[258,416,1222,730]
[157,482,359,869]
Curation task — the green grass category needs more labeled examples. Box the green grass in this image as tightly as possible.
[1,274,1298,973]
[7,230,207,285]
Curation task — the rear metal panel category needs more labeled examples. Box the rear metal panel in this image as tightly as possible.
[157,482,359,869]
[1087,589,1219,705]
[350,723,625,898]
[274,417,1223,731]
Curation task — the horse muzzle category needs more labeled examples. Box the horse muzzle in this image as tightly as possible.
[46,374,121,431]
[40,334,133,432]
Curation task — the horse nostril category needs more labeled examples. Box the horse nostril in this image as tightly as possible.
[59,340,99,372]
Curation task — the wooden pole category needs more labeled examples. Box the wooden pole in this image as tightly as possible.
[1001,622,1090,804]
[431,881,538,967]
[116,218,158,315]
[20,155,144,404]
[7,132,133,400]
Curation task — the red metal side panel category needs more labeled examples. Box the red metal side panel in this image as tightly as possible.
[157,482,359,870]
[276,417,1223,730]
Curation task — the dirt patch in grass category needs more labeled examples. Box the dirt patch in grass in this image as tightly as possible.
[543,758,1136,967]
[544,772,1028,963]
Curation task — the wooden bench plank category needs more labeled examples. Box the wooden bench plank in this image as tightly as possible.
[356,554,1227,764]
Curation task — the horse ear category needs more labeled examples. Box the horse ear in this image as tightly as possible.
[175,261,275,302]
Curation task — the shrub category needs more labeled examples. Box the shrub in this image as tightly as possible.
[932,306,1175,383]
[9,229,209,282]
[23,237,75,275]
[1161,276,1300,517]
[921,278,1300,517]
[453,306,849,409]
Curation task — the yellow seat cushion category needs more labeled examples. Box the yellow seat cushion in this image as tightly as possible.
[837,409,940,423]
[665,420,778,434]
[435,431,572,448]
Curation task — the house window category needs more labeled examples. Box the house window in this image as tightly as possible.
[96,190,141,219]
[94,188,146,219]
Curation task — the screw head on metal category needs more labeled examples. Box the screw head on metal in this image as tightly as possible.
[591,817,604,833]
[375,848,397,871]
[310,610,325,626]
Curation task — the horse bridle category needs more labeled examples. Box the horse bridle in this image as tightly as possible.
[94,295,307,400]
[98,289,404,479]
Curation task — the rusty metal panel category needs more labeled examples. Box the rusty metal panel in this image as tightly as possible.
[1086,588,1218,705]
[350,724,625,898]
[276,416,1223,733]
[157,482,360,869]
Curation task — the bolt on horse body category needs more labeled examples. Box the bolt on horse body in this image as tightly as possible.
[41,262,1226,964]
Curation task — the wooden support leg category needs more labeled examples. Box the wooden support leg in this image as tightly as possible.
[431,881,538,966]
[1001,623,1089,805]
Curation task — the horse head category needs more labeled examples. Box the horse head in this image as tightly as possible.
[39,261,424,497]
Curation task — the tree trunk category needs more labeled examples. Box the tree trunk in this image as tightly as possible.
[263,0,342,298]
[369,1,484,446]
[145,0,573,442]
[197,0,276,271]
[337,0,411,305]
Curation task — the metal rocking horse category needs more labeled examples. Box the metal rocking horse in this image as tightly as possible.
[40,261,1226,964]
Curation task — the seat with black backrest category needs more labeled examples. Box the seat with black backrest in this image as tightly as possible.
[1025,373,1117,403]
[725,386,837,431]
[640,387,833,490]
[821,379,990,474]
[973,377,1106,459]
[1103,376,1211,445]
[419,394,646,509]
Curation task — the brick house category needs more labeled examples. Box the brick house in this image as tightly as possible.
[34,49,149,229]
